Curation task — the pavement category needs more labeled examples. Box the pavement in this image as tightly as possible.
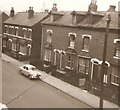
[1,53,119,109]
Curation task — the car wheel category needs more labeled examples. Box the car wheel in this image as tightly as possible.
[28,75,31,80]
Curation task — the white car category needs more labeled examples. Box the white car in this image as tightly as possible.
[0,103,8,110]
[19,64,41,80]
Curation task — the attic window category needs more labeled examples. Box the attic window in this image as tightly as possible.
[68,32,76,49]
[71,11,77,24]
[49,12,54,22]
[82,34,92,52]
[113,39,120,59]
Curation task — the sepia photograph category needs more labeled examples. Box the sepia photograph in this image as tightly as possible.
[0,0,120,109]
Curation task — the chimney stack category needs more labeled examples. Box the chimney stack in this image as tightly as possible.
[108,5,116,12]
[88,0,97,12]
[10,7,14,17]
[45,9,49,13]
[28,7,34,19]
[51,3,57,12]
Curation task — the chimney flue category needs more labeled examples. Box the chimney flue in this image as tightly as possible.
[10,7,14,17]
[51,3,57,12]
[88,0,97,12]
[108,5,116,12]
[28,6,34,19]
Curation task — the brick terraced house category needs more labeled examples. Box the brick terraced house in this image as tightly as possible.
[2,7,48,60]
[0,12,9,57]
[40,1,120,104]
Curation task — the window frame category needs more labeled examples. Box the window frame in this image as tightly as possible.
[113,39,120,59]
[23,28,27,38]
[46,29,53,43]
[19,44,27,55]
[44,48,52,62]
[15,26,19,36]
[78,57,90,75]
[28,29,32,39]
[82,34,92,52]
[68,32,76,49]
[66,55,74,70]
[5,25,9,33]
[111,66,120,86]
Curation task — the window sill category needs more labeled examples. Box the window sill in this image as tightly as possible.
[82,49,89,52]
[68,46,74,49]
[18,52,26,56]
[66,66,73,70]
[113,56,120,60]
[111,82,119,86]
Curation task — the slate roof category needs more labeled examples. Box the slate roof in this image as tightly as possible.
[94,11,119,29]
[42,10,119,30]
[4,12,48,27]
[0,12,9,34]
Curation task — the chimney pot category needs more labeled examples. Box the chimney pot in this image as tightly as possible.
[108,5,116,12]
[10,7,14,17]
[88,0,97,12]
[28,6,34,19]
[51,3,57,12]
[45,9,49,12]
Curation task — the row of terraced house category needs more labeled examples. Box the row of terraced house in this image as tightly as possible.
[2,1,120,104]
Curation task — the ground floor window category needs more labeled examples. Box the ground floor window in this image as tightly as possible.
[19,45,27,55]
[54,49,66,70]
[111,66,119,86]
[78,58,89,74]
[2,40,7,48]
[8,39,12,50]
[12,42,17,51]
[27,44,31,56]
[44,49,51,62]
[66,55,74,70]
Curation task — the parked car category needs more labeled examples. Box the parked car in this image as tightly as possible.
[0,103,8,109]
[19,64,41,80]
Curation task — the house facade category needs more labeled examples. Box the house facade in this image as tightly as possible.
[2,7,48,61]
[0,12,9,57]
[40,2,120,104]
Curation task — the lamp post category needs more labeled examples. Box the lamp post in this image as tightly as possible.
[99,13,111,109]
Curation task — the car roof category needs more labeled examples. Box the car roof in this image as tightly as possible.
[22,64,36,68]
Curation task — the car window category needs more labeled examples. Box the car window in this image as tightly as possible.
[26,67,28,70]
[31,67,36,70]
[23,66,26,69]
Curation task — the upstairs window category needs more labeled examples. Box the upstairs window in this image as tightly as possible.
[82,34,92,52]
[23,28,27,38]
[5,25,9,33]
[68,33,76,49]
[114,39,120,59]
[9,26,14,34]
[15,27,19,36]
[28,29,32,39]
[46,29,53,43]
